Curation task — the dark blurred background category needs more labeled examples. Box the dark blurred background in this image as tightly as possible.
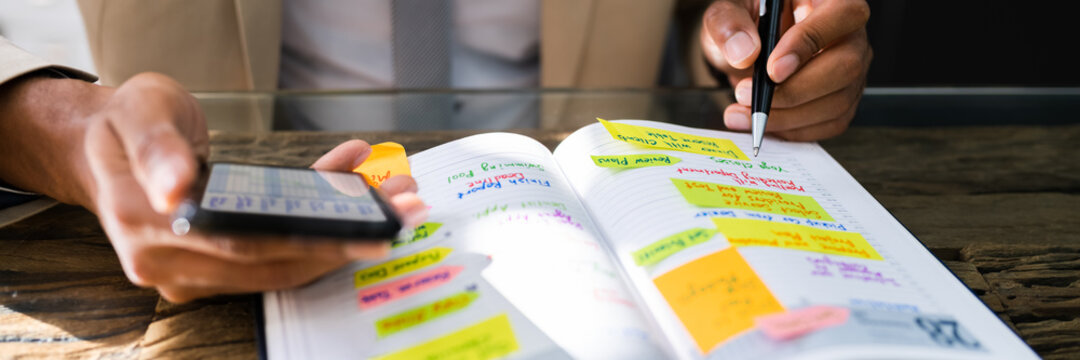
[864,1,1079,87]
[857,1,1080,125]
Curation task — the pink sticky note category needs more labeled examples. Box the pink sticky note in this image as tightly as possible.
[754,306,850,340]
[357,266,463,310]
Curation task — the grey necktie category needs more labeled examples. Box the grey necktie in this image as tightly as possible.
[392,0,453,130]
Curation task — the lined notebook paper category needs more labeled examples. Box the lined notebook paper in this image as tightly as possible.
[263,120,1036,360]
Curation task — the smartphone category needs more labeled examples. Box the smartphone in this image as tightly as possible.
[170,162,402,240]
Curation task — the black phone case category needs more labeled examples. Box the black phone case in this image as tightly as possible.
[174,162,403,241]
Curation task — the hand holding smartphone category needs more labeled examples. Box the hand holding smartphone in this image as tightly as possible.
[171,163,403,240]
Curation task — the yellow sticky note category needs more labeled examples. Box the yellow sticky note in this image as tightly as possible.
[591,154,682,169]
[374,313,520,360]
[671,178,834,221]
[598,118,748,160]
[712,218,882,260]
[632,228,716,266]
[354,247,452,288]
[353,142,411,188]
[654,248,784,354]
[376,291,479,337]
[392,222,443,248]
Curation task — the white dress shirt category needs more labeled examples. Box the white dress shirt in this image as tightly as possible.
[278,0,540,131]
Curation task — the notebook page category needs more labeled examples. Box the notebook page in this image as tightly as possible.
[264,133,666,359]
[551,120,1036,360]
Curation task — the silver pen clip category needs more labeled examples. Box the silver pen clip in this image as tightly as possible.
[760,0,767,16]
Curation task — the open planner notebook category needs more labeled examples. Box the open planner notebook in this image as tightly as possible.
[262,120,1038,360]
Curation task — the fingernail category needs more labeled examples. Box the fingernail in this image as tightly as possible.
[404,207,430,229]
[794,6,811,23]
[350,151,371,170]
[726,112,751,130]
[771,54,800,83]
[724,32,754,65]
[735,82,752,105]
[149,161,179,212]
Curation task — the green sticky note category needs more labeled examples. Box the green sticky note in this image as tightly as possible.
[671,178,834,221]
[591,154,682,168]
[392,222,443,248]
[632,227,717,266]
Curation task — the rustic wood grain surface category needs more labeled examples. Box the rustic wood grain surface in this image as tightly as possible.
[1,124,1077,359]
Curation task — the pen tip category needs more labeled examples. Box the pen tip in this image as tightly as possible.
[753,147,759,157]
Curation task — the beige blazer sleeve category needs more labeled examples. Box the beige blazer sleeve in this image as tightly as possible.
[0,36,97,85]
[77,0,281,91]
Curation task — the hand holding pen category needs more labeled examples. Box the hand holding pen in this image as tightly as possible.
[699,0,873,143]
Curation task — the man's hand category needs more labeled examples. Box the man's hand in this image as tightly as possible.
[700,0,872,141]
[81,74,428,302]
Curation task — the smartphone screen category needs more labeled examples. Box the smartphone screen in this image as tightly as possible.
[200,163,387,221]
[173,163,401,240]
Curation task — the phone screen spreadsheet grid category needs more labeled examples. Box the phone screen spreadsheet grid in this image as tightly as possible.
[201,164,385,221]
[207,164,350,200]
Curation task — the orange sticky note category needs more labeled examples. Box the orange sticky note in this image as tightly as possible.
[353,142,411,188]
[754,305,850,340]
[653,248,784,354]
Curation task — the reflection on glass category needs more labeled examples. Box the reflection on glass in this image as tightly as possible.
[194,89,733,133]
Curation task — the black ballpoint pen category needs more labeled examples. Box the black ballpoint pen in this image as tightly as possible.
[751,0,784,157]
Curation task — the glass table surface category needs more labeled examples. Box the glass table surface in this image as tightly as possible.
[192,87,1080,134]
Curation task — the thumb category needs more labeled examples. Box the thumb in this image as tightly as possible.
[310,139,373,172]
[701,0,761,70]
[100,74,202,213]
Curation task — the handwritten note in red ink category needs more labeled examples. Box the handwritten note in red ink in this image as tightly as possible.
[754,305,850,340]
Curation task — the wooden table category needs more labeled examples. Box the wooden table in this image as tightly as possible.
[2,124,1078,359]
